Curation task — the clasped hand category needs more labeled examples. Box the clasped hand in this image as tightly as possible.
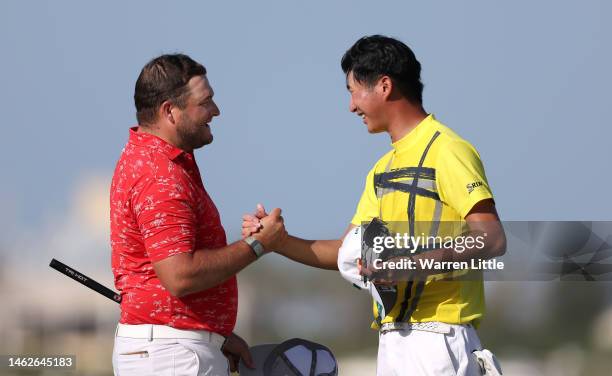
[241,204,288,253]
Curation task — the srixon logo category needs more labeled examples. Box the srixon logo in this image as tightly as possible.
[466,181,484,194]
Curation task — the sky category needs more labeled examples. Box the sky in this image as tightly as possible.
[0,0,611,263]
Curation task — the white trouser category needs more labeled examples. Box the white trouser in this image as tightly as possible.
[112,324,229,376]
[377,323,484,376]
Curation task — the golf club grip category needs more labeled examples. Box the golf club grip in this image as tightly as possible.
[49,258,122,303]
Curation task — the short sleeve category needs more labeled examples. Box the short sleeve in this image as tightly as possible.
[437,140,494,218]
[351,167,380,226]
[132,176,196,263]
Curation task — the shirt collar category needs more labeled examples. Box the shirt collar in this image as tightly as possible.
[128,126,185,161]
[391,114,436,152]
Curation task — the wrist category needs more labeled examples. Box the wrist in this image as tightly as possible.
[277,233,289,251]
[244,236,266,258]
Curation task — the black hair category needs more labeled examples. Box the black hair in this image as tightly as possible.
[341,35,423,104]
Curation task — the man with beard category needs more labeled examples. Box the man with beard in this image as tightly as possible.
[110,54,287,376]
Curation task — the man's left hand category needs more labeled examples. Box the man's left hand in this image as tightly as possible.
[222,332,254,372]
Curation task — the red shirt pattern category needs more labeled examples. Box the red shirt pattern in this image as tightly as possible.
[110,127,237,335]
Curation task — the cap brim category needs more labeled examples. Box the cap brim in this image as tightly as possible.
[239,344,277,376]
[338,226,368,289]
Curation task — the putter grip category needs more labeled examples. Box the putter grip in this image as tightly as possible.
[49,258,122,303]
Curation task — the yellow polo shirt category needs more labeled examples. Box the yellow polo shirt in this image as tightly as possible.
[351,114,494,328]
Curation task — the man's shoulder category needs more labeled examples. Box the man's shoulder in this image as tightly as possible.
[114,143,186,186]
[429,118,479,156]
[429,117,461,142]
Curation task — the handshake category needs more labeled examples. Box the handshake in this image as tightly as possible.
[241,204,289,255]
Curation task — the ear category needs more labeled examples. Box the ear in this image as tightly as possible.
[379,76,393,100]
[159,100,177,125]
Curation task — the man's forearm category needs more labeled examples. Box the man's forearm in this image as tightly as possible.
[376,229,506,280]
[413,234,505,276]
[276,235,340,270]
[406,210,506,278]
[168,206,287,296]
[166,240,256,297]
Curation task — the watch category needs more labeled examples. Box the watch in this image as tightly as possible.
[244,236,266,258]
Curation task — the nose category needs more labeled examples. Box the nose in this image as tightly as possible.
[349,97,357,113]
[212,100,221,117]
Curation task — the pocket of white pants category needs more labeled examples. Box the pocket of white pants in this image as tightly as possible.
[150,342,200,376]
[114,340,200,376]
[116,350,153,376]
[177,339,230,376]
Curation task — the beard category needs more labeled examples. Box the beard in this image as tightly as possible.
[176,113,213,151]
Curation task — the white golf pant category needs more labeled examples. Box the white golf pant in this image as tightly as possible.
[112,325,229,376]
[377,323,484,376]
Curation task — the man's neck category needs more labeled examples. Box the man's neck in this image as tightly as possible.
[137,123,191,153]
[387,105,428,143]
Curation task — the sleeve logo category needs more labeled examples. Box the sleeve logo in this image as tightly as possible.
[466,181,484,194]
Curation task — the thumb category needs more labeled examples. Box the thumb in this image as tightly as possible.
[255,203,267,218]
[242,347,255,369]
[269,207,282,218]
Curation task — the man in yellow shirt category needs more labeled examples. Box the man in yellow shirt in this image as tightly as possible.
[243,35,506,376]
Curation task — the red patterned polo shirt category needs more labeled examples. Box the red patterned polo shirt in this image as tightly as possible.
[110,127,237,335]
